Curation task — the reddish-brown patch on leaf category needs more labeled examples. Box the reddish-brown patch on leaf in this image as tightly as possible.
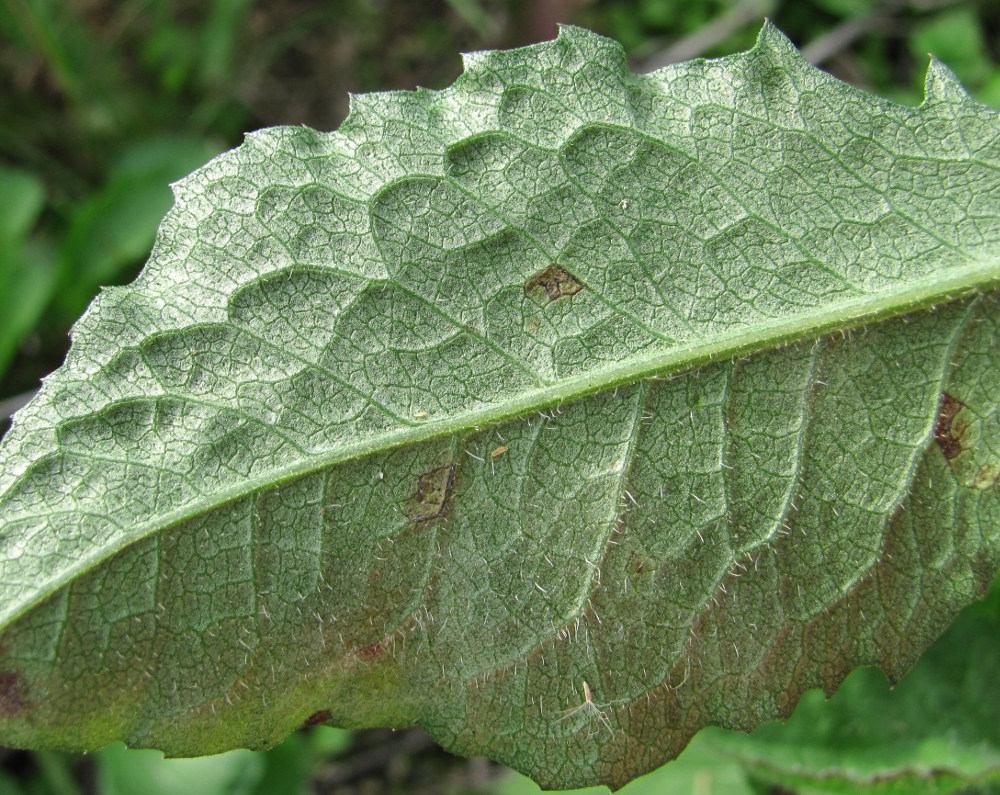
[405,464,455,522]
[0,671,29,716]
[524,265,584,302]
[302,709,332,727]
[934,393,966,461]
[358,640,386,661]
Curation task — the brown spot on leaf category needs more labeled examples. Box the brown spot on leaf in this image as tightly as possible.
[405,464,455,522]
[629,550,648,574]
[524,265,584,302]
[358,640,385,661]
[0,671,28,716]
[303,709,332,728]
[973,465,1000,489]
[934,393,965,461]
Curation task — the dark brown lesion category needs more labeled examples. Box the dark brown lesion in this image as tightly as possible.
[405,464,455,522]
[302,709,332,728]
[524,265,584,302]
[934,393,966,461]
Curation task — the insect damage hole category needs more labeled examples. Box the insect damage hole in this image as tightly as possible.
[524,265,584,303]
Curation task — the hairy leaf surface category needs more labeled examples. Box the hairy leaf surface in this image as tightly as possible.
[0,24,999,790]
[700,574,1000,794]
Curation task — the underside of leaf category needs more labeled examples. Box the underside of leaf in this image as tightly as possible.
[0,23,999,791]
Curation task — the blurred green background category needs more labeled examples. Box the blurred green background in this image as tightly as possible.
[1,0,999,792]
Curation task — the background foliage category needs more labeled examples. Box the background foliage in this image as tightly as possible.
[1,0,998,792]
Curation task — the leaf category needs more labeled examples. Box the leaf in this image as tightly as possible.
[0,168,54,380]
[701,573,1000,794]
[0,24,999,791]
[0,169,45,252]
[498,733,757,795]
[55,136,224,319]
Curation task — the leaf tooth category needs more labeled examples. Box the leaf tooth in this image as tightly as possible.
[752,19,807,67]
[556,24,628,67]
[459,50,485,74]
[922,57,974,108]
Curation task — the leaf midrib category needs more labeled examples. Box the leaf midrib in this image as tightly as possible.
[4,255,1000,628]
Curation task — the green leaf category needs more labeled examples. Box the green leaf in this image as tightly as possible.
[0,169,45,252]
[0,168,53,380]
[497,732,756,795]
[504,578,1000,794]
[0,24,999,791]
[701,573,1000,794]
[55,136,223,318]
[909,9,992,93]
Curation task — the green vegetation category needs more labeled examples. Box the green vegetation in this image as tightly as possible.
[2,2,999,793]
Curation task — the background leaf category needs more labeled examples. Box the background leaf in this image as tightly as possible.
[96,745,264,795]
[0,168,54,380]
[0,24,999,791]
